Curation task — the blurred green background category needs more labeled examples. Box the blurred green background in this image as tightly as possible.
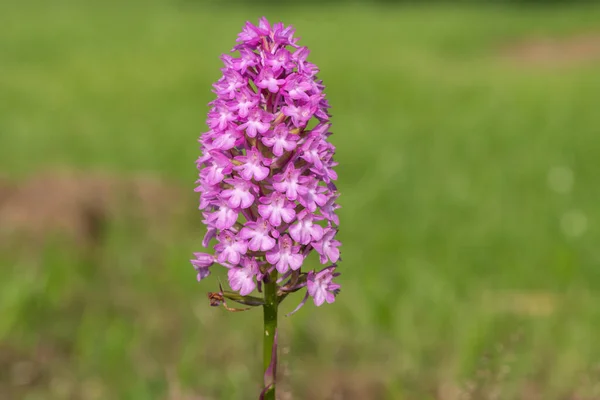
[2,1,600,399]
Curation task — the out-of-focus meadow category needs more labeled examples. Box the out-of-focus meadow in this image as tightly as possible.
[2,1,600,399]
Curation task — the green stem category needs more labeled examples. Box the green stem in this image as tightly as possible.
[262,270,278,400]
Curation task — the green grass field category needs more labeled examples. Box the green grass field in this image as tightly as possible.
[2,1,600,399]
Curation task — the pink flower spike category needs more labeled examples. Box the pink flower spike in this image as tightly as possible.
[194,17,341,307]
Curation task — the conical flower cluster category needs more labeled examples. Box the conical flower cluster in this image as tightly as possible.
[192,17,340,307]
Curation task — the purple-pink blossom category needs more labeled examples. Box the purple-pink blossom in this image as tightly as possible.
[215,230,248,265]
[192,17,341,307]
[273,163,302,201]
[239,219,277,252]
[238,109,273,138]
[266,235,303,274]
[228,258,260,296]
[257,192,296,227]
[312,228,341,264]
[221,178,256,209]
[307,266,341,306]
[261,124,297,157]
[289,211,324,245]
[234,148,271,181]
[191,252,215,281]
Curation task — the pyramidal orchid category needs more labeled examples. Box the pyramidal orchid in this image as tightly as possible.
[191,17,340,399]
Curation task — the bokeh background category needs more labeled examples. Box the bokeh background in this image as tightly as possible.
[2,0,600,399]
